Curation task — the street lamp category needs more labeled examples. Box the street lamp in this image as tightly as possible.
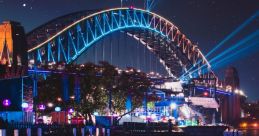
[67,108,74,124]
[21,102,29,122]
[47,102,54,108]
[55,107,61,112]
[2,99,11,122]
[21,102,29,108]
[57,97,62,102]
[37,104,45,124]
[55,107,61,124]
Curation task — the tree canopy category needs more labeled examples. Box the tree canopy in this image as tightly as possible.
[37,62,152,122]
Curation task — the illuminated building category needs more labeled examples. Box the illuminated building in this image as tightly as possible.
[0,21,27,78]
[0,21,30,122]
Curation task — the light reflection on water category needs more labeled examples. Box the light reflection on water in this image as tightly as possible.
[240,129,259,136]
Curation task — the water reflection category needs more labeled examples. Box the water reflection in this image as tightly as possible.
[241,129,259,136]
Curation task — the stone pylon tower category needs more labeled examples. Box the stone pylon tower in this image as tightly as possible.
[223,67,241,124]
[224,67,240,89]
[0,21,27,78]
[0,21,27,67]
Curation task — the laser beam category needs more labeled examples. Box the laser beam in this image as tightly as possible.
[212,40,259,69]
[205,10,259,58]
[184,31,259,78]
[209,30,259,64]
[183,10,259,77]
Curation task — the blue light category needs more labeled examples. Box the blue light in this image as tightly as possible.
[187,34,259,77]
[209,31,259,64]
[21,102,29,108]
[93,112,99,116]
[70,25,170,63]
[29,8,207,82]
[212,40,259,69]
[55,107,61,112]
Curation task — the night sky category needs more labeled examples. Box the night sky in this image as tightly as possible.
[0,0,259,100]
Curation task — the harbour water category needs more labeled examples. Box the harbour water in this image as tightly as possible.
[240,129,259,136]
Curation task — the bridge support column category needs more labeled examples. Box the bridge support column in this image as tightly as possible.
[221,93,241,124]
[74,76,80,103]
[32,66,38,123]
[231,94,241,124]
[221,96,230,124]
[32,68,38,98]
[62,74,69,102]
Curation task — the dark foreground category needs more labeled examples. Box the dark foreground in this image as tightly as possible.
[0,122,231,136]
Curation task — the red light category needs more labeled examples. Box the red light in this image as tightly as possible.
[203,92,209,96]
[129,6,134,9]
[253,123,258,127]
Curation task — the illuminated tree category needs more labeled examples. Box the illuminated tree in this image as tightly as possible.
[115,68,151,121]
[76,62,109,124]
[37,62,153,124]
[37,73,62,104]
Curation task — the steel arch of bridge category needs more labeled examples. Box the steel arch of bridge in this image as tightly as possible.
[27,7,214,79]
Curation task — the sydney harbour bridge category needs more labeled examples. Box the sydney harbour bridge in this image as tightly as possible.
[0,6,245,128]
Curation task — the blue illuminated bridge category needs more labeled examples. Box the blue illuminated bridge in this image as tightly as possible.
[26,7,241,97]
[27,7,213,78]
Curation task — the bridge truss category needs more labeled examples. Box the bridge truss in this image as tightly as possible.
[27,7,217,83]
